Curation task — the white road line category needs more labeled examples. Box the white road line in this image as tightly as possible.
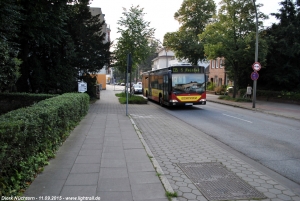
[222,113,253,123]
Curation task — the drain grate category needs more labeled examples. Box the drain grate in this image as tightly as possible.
[177,162,266,201]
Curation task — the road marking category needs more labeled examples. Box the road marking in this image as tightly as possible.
[222,113,253,123]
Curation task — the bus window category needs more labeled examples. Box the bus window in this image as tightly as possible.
[172,74,205,94]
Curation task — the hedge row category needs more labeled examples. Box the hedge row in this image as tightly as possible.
[239,89,300,101]
[0,93,57,115]
[0,93,89,196]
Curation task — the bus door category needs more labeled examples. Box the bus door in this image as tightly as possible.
[163,74,169,102]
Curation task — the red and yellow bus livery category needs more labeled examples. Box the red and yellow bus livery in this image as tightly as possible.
[142,64,206,106]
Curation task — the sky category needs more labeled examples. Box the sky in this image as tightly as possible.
[90,0,283,44]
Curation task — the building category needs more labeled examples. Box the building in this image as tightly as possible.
[151,48,209,70]
[151,48,198,70]
[89,7,111,89]
[207,57,232,87]
[151,48,175,70]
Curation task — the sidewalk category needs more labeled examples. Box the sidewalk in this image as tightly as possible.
[24,86,300,201]
[24,86,168,201]
[206,94,300,121]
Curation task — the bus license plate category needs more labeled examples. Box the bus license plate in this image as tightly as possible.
[185,103,193,106]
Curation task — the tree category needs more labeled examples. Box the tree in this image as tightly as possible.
[0,0,22,92]
[199,0,268,97]
[67,2,111,76]
[114,5,155,77]
[163,0,216,65]
[0,41,22,92]
[138,39,160,72]
[260,0,300,91]
[15,0,72,93]
[11,0,111,94]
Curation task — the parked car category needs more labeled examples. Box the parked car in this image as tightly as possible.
[222,86,234,95]
[120,83,125,86]
[226,86,234,93]
[131,84,142,94]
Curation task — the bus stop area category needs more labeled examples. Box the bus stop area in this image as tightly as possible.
[24,85,300,201]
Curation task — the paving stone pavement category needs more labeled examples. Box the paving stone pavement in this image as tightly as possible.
[128,101,300,201]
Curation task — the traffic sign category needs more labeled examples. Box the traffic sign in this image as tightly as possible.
[78,81,87,93]
[251,71,259,80]
[252,62,261,71]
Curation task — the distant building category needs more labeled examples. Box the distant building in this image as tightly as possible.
[151,48,175,70]
[89,7,111,89]
[151,48,209,70]
[206,57,233,86]
[89,7,110,43]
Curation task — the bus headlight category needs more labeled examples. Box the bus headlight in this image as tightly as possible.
[169,99,178,103]
[199,99,206,102]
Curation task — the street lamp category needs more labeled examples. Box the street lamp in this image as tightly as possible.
[252,0,258,108]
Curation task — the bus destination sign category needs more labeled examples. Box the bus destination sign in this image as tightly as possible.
[172,67,201,73]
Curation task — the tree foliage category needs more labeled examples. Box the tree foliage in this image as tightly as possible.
[260,0,300,91]
[138,39,159,72]
[68,2,111,75]
[0,0,22,92]
[114,6,155,74]
[0,0,111,94]
[199,0,268,97]
[163,0,216,65]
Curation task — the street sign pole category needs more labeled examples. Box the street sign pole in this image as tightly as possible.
[126,53,131,116]
[253,0,259,108]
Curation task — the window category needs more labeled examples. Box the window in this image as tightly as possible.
[216,59,219,68]
[220,59,224,68]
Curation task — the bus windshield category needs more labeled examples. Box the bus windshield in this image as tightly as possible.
[172,74,205,94]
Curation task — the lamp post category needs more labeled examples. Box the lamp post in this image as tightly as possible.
[252,0,258,108]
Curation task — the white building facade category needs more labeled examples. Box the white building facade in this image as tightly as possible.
[151,49,176,70]
[152,48,209,70]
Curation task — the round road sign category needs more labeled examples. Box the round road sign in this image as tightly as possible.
[252,62,261,71]
[251,71,259,80]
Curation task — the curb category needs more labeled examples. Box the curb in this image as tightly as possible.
[129,116,178,201]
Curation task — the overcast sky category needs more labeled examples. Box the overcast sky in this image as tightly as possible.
[90,0,283,43]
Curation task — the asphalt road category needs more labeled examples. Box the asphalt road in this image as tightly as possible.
[156,101,300,185]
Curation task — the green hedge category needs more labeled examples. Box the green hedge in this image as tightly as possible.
[0,93,89,196]
[0,93,57,115]
[239,89,300,101]
[115,92,148,104]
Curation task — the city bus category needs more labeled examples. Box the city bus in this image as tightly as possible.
[142,64,206,106]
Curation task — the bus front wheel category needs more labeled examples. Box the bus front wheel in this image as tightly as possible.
[159,96,164,106]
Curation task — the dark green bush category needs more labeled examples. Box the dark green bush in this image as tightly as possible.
[256,90,300,101]
[0,93,89,196]
[238,89,300,101]
[0,93,57,115]
[116,92,147,104]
